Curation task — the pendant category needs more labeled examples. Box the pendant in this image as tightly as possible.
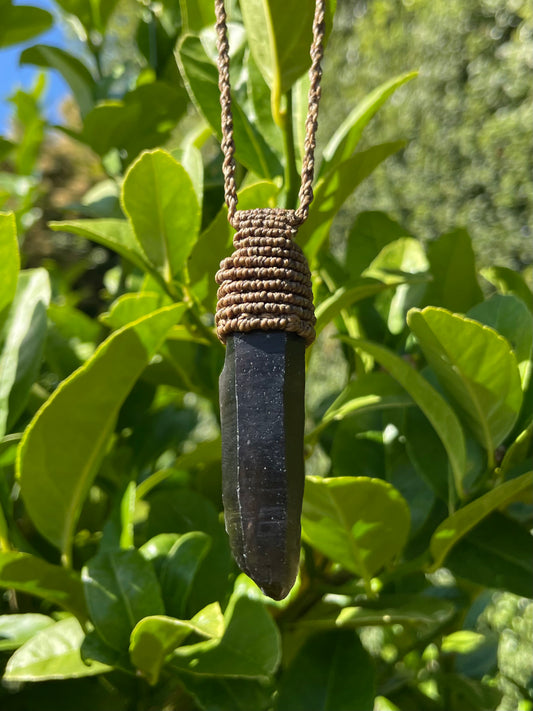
[215,208,315,600]
[219,330,305,600]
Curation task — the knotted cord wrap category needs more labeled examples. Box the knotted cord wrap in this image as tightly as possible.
[214,0,326,347]
[215,208,316,345]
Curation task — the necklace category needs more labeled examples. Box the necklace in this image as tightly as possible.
[214,0,325,600]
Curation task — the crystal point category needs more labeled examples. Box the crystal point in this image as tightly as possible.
[219,331,305,599]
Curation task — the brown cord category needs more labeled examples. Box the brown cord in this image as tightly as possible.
[215,209,316,345]
[214,0,326,346]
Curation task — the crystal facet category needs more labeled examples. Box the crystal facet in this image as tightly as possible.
[219,330,305,600]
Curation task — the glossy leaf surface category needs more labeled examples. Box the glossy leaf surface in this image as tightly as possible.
[129,602,224,684]
[276,630,375,711]
[0,269,50,436]
[0,552,87,620]
[4,617,110,681]
[83,548,165,651]
[18,305,183,557]
[302,476,410,581]
[49,219,149,271]
[342,337,467,498]
[408,307,523,451]
[0,211,19,326]
[122,149,200,284]
[171,594,281,679]
[429,470,533,570]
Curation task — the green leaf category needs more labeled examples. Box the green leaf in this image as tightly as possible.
[0,552,87,620]
[240,0,315,108]
[299,142,405,264]
[20,45,95,117]
[140,533,181,574]
[342,337,467,499]
[322,72,417,172]
[315,278,413,337]
[322,372,413,425]
[160,532,211,618]
[49,219,149,271]
[425,229,483,313]
[179,0,215,31]
[100,293,176,330]
[74,82,187,162]
[247,53,284,155]
[403,407,450,502]
[441,631,486,655]
[468,294,533,389]
[171,594,281,679]
[18,305,183,558]
[429,470,533,570]
[0,137,14,162]
[330,424,385,480]
[0,4,52,48]
[442,675,502,711]
[445,512,532,598]
[81,627,133,673]
[189,208,231,311]
[182,676,275,711]
[302,476,410,581]
[122,149,200,284]
[0,614,55,652]
[481,266,533,314]
[336,596,455,628]
[500,422,533,477]
[172,143,204,206]
[178,35,282,179]
[366,236,429,280]
[276,630,375,711]
[345,211,410,280]
[53,0,120,33]
[48,302,102,345]
[0,269,50,437]
[408,307,523,453]
[137,438,222,500]
[83,548,165,652]
[4,617,110,681]
[145,487,234,611]
[374,698,400,711]
[0,212,19,327]
[368,236,430,334]
[129,603,224,684]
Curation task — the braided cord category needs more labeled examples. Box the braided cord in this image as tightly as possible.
[215,0,238,223]
[214,0,326,225]
[296,0,326,222]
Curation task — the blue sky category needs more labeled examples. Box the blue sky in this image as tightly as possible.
[0,0,69,133]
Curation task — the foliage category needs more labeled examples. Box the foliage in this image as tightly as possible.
[324,0,533,270]
[0,1,532,710]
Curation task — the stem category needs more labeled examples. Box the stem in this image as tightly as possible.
[281,90,299,210]
[181,284,220,346]
[88,38,104,81]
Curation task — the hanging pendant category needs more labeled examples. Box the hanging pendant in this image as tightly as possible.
[213,0,325,600]
[215,209,315,599]
[220,331,305,599]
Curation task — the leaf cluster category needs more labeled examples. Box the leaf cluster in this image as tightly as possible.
[0,2,531,710]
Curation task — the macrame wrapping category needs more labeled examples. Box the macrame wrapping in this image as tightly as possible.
[215,208,316,346]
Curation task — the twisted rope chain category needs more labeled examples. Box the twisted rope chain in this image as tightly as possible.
[214,0,326,346]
